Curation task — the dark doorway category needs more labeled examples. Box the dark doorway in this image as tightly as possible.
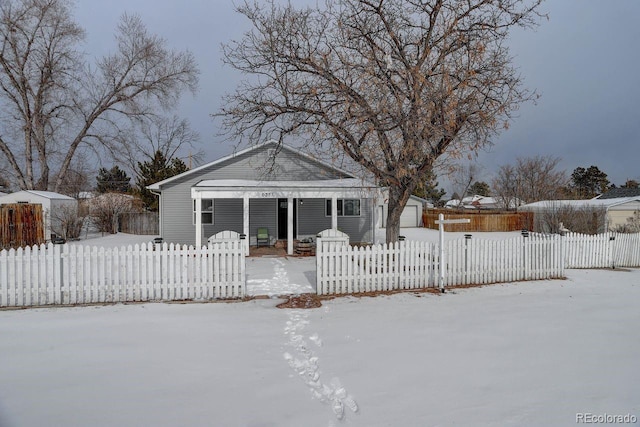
[277,198,297,239]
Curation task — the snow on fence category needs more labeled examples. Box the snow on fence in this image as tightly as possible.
[317,234,564,296]
[562,231,640,268]
[0,241,245,308]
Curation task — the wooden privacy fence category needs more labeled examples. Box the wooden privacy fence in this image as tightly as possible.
[0,204,44,249]
[423,209,534,232]
[0,241,245,308]
[562,231,640,268]
[316,234,564,296]
[118,212,159,235]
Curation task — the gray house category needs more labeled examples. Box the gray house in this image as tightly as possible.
[147,141,381,254]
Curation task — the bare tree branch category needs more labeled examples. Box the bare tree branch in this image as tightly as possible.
[0,0,199,192]
[216,0,544,241]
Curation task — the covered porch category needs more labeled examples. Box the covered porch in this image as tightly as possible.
[191,178,380,255]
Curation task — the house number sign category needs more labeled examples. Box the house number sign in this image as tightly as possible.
[260,192,275,198]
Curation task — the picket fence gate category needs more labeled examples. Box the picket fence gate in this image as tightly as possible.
[0,241,245,308]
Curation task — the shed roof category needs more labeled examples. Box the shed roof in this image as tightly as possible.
[0,190,75,201]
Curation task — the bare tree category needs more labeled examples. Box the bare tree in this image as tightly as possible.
[450,163,481,202]
[90,192,139,234]
[493,155,566,208]
[0,0,198,192]
[50,204,85,240]
[116,115,202,177]
[217,0,544,242]
[536,203,607,235]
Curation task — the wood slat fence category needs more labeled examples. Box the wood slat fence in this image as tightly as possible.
[0,241,245,308]
[0,204,45,249]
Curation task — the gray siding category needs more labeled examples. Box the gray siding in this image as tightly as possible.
[249,199,277,244]
[157,142,368,245]
[297,198,374,243]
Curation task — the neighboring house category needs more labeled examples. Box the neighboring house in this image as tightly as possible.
[377,195,431,228]
[147,141,383,254]
[519,197,640,232]
[0,190,78,241]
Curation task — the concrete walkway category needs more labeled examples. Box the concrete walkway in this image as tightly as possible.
[245,256,316,297]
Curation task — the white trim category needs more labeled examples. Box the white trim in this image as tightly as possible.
[243,196,250,254]
[287,197,294,255]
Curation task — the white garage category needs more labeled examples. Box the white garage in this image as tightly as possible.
[377,195,427,228]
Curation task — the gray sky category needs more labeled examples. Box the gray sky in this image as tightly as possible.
[75,0,640,190]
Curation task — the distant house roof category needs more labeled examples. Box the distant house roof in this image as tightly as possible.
[520,196,640,211]
[597,187,640,199]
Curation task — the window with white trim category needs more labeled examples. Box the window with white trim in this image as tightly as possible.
[193,199,214,224]
[325,199,361,217]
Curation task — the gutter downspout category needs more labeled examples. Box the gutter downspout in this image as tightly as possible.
[150,190,162,237]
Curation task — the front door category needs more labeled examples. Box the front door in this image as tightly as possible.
[277,198,297,239]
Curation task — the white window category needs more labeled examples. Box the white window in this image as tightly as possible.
[325,199,361,217]
[193,199,214,224]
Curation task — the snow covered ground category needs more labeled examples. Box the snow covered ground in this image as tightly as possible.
[1,230,639,426]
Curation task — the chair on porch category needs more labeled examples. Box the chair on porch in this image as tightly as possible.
[256,227,270,247]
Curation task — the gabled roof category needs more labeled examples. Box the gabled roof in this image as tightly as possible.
[597,187,640,199]
[147,140,356,191]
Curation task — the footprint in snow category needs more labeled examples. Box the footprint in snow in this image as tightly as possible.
[283,309,358,421]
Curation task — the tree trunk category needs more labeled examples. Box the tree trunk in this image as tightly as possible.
[385,185,413,243]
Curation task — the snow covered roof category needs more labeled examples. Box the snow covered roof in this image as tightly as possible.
[0,190,75,201]
[194,178,378,189]
[520,197,640,210]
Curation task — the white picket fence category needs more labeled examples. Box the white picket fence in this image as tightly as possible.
[316,240,438,295]
[317,234,565,296]
[0,242,245,308]
[562,232,640,268]
[442,234,564,287]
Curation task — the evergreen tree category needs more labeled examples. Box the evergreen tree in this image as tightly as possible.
[468,181,491,197]
[413,171,446,206]
[136,151,188,211]
[96,166,131,193]
[570,166,610,198]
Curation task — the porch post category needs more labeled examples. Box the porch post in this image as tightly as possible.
[331,196,338,230]
[287,197,294,255]
[243,195,250,255]
[195,193,202,248]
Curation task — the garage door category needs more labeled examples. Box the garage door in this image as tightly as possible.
[400,205,418,227]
